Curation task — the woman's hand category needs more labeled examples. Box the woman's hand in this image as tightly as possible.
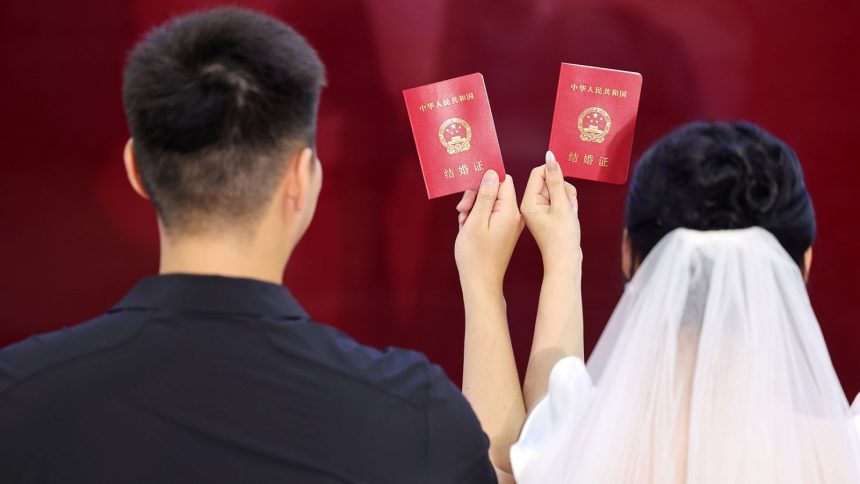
[520,151,581,271]
[454,170,523,291]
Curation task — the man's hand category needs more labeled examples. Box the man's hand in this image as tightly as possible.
[456,169,526,475]
[520,151,581,271]
[454,170,523,291]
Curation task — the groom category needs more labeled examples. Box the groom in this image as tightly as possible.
[0,7,496,483]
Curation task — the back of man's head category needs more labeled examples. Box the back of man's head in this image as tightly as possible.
[122,7,325,235]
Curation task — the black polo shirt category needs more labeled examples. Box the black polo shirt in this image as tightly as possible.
[0,275,496,483]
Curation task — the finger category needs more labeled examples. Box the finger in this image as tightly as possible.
[466,169,500,228]
[564,182,578,212]
[522,166,546,198]
[545,151,568,210]
[539,182,550,205]
[495,174,518,213]
[521,165,548,211]
[457,189,477,230]
[457,190,477,214]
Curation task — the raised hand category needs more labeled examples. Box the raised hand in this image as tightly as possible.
[520,151,581,269]
[454,170,524,290]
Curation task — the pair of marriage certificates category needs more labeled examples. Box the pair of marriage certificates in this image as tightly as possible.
[403,64,643,198]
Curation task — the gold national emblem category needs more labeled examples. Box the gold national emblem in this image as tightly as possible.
[439,118,472,154]
[577,107,611,144]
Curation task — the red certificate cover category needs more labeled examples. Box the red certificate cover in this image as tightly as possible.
[403,73,505,198]
[548,63,643,184]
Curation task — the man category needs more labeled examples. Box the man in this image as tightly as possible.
[0,7,495,483]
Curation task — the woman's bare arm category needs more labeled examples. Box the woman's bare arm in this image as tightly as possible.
[520,152,584,411]
[522,260,583,411]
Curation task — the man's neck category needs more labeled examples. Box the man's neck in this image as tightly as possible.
[158,231,290,285]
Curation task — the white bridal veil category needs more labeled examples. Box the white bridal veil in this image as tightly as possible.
[517,227,860,484]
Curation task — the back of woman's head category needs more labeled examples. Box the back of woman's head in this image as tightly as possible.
[625,121,815,268]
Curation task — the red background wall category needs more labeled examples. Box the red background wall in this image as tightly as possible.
[2,0,858,398]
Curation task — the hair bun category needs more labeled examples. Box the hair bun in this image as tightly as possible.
[741,153,779,215]
[626,121,815,267]
[693,136,780,229]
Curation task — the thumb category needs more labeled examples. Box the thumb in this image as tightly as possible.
[497,174,517,208]
[467,169,500,229]
[545,151,568,210]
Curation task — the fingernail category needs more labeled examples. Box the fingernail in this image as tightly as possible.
[458,212,466,224]
[571,196,578,213]
[482,169,499,185]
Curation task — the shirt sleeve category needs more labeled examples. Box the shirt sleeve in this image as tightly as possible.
[425,363,497,484]
[510,356,594,480]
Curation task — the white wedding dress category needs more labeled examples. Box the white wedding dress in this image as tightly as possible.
[511,228,860,484]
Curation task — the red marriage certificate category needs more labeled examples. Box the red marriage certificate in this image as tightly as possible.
[548,63,643,184]
[403,73,506,198]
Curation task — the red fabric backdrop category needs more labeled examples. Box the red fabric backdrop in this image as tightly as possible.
[1,0,858,397]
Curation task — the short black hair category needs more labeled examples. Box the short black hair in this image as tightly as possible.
[122,7,325,233]
[625,121,815,268]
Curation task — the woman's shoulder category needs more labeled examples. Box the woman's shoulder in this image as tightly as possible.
[544,356,592,419]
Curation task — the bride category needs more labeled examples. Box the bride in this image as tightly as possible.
[453,122,860,483]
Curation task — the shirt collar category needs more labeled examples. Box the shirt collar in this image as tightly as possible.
[111,274,309,318]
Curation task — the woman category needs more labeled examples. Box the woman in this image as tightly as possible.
[454,122,860,483]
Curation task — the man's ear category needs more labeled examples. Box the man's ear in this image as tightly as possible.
[283,147,314,212]
[621,229,633,280]
[123,138,149,200]
[803,247,813,282]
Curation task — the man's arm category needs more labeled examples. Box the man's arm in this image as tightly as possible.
[495,467,516,484]
[461,283,524,473]
[425,361,506,484]
[455,170,526,474]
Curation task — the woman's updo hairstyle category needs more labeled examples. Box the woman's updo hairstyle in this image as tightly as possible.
[625,121,815,268]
